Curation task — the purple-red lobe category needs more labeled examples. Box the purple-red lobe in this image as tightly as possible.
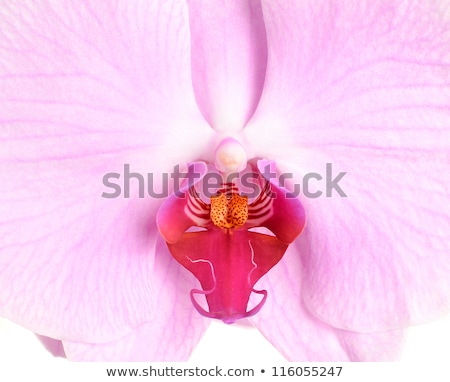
[168,230,288,323]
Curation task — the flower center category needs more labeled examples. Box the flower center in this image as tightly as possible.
[210,193,248,229]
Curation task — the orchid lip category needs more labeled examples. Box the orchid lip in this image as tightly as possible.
[186,240,268,324]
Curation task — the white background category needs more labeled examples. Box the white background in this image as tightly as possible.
[1,314,449,364]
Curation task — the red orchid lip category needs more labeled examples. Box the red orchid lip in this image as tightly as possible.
[157,159,306,323]
[184,242,268,324]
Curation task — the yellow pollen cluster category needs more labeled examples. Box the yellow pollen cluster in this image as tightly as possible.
[210,193,248,229]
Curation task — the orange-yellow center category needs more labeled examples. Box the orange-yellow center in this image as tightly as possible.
[210,193,248,229]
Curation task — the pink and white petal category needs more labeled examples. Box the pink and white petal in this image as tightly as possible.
[64,320,203,362]
[244,0,450,331]
[250,248,406,361]
[63,240,208,361]
[187,0,267,132]
[0,0,210,346]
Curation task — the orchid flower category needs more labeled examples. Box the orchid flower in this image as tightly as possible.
[0,0,449,362]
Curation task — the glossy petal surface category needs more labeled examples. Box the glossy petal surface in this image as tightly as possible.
[63,240,208,361]
[245,0,450,331]
[0,0,209,353]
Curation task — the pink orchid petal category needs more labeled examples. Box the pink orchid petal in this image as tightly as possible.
[245,0,450,332]
[63,321,203,362]
[250,248,406,361]
[0,0,209,351]
[187,0,267,132]
[63,239,208,361]
[36,335,66,358]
